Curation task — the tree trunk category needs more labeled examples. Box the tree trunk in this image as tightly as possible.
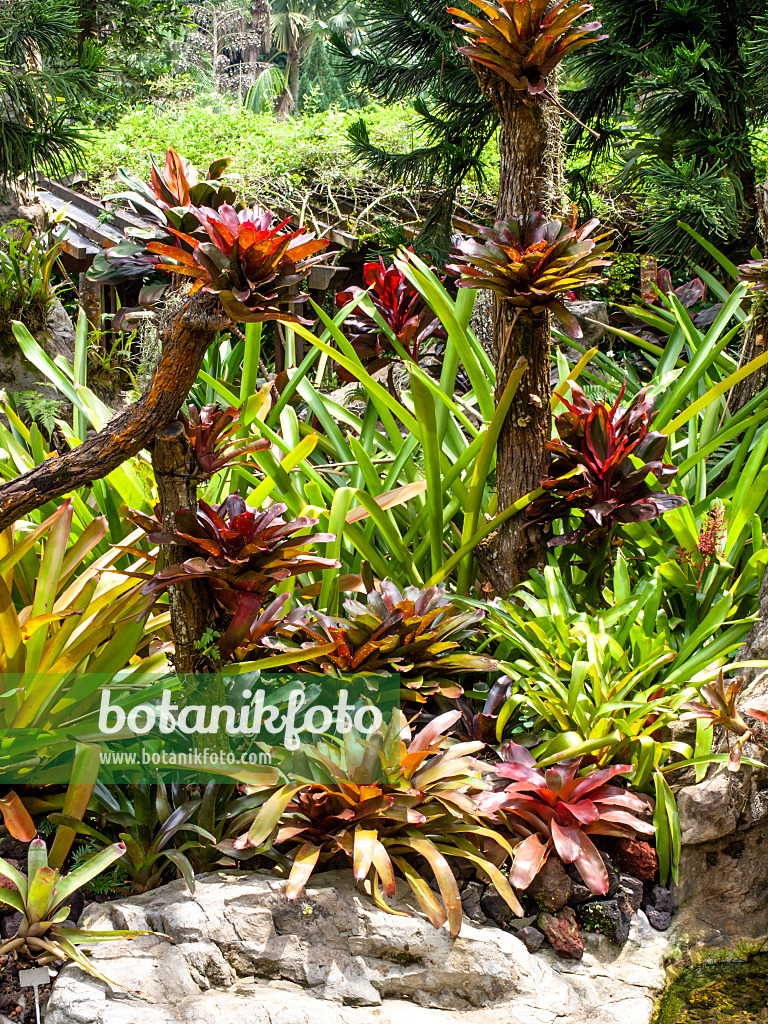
[77,1,98,59]
[275,49,299,119]
[731,294,768,413]
[288,47,300,111]
[151,421,227,749]
[151,420,212,675]
[472,74,563,594]
[0,294,230,531]
[478,306,553,590]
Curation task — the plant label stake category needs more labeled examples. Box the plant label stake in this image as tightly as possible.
[17,967,49,1024]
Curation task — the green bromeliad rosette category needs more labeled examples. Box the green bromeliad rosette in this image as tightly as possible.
[0,838,152,989]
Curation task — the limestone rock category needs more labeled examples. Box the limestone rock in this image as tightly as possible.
[0,186,49,233]
[674,818,768,943]
[44,870,672,1024]
[676,772,742,845]
[0,297,76,396]
[670,589,768,945]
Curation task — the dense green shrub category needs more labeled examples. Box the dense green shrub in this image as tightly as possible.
[78,99,501,199]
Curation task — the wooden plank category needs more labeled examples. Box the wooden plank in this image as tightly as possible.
[57,226,97,261]
[37,190,124,249]
[39,178,149,234]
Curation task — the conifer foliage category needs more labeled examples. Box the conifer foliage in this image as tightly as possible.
[565,0,768,259]
[298,35,348,112]
[0,0,100,182]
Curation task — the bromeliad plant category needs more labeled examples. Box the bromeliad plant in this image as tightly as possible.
[229,710,522,937]
[449,0,606,97]
[89,147,329,325]
[0,220,68,328]
[255,583,495,699]
[448,208,611,338]
[88,149,240,284]
[49,783,218,894]
[180,403,270,480]
[0,838,149,984]
[0,503,170,769]
[128,496,339,659]
[464,556,762,882]
[736,256,768,291]
[335,253,445,375]
[526,381,686,544]
[478,744,654,894]
[147,203,328,325]
[681,669,768,772]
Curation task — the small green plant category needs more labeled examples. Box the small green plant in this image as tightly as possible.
[14,389,64,438]
[0,220,68,329]
[195,627,222,660]
[0,838,148,984]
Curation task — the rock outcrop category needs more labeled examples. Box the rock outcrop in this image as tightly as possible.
[672,572,768,942]
[0,297,76,397]
[44,870,670,1024]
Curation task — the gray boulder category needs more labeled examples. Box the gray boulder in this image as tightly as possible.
[555,301,610,347]
[0,297,76,397]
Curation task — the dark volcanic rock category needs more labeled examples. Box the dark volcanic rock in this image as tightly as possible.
[645,905,672,931]
[538,907,584,960]
[481,884,516,929]
[516,925,545,953]
[576,899,630,944]
[570,883,592,905]
[648,886,678,915]
[526,856,574,911]
[461,881,487,923]
[619,874,644,911]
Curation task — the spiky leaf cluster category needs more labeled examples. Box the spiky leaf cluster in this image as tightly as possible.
[449,0,606,96]
[253,582,495,700]
[526,382,686,544]
[737,256,768,293]
[180,404,270,479]
[336,253,444,371]
[128,496,339,659]
[448,207,611,338]
[89,148,328,325]
[228,710,523,936]
[148,202,328,325]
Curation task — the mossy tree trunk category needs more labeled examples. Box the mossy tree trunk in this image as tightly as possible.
[731,293,768,412]
[0,294,230,530]
[471,73,563,594]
